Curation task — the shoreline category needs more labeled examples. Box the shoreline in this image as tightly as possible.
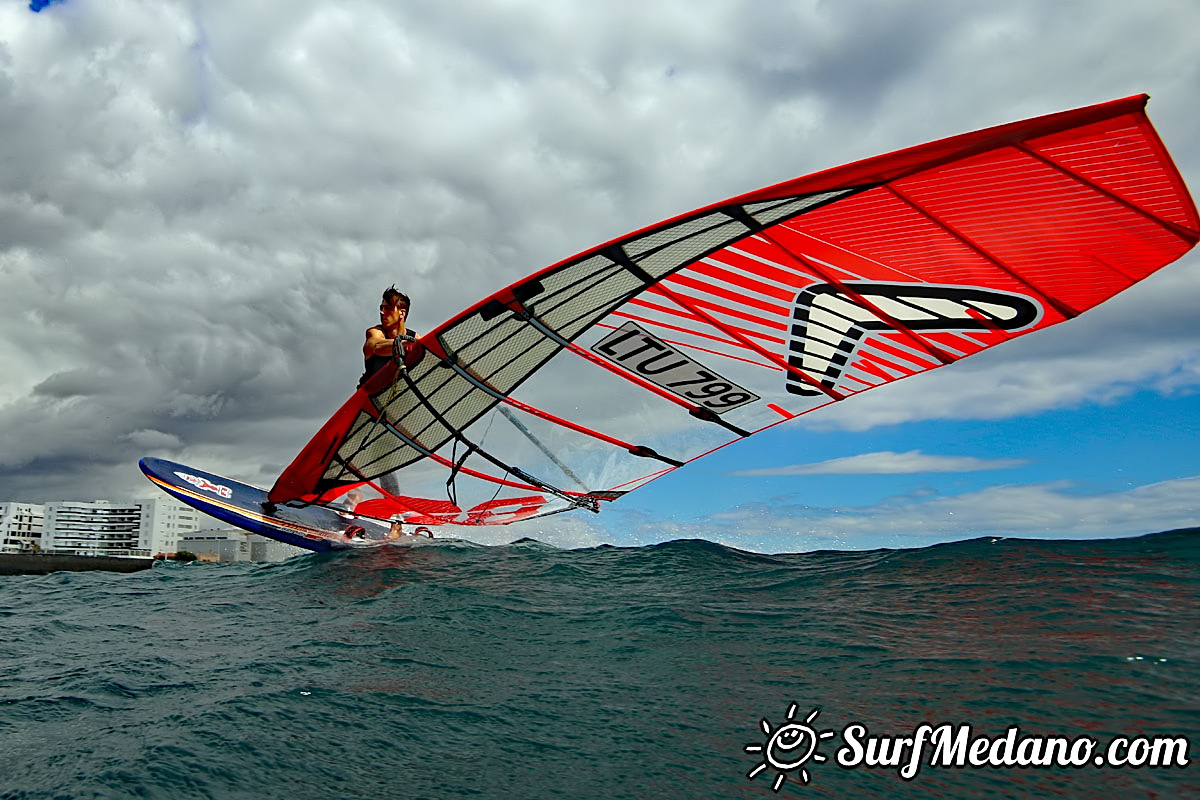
[0,552,154,576]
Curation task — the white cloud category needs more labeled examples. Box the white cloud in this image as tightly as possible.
[732,450,1027,476]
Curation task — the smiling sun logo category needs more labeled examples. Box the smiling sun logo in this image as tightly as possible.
[744,704,836,792]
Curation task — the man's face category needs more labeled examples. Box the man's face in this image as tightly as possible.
[380,301,407,328]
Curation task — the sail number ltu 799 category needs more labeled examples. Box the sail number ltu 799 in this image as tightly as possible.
[592,322,759,414]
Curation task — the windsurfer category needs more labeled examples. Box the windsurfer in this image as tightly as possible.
[358,285,417,388]
[358,285,418,500]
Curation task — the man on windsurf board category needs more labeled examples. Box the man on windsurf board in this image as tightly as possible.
[359,284,417,388]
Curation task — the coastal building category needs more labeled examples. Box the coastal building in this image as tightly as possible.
[182,529,305,563]
[0,503,45,553]
[42,501,151,558]
[137,497,204,556]
[39,497,203,558]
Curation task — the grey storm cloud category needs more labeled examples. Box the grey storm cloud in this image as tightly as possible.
[1,0,1199,505]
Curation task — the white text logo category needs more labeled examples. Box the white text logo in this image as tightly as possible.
[174,471,233,499]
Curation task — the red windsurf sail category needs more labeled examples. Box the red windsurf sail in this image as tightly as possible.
[268,95,1198,526]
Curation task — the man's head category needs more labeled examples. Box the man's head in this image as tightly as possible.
[380,285,410,329]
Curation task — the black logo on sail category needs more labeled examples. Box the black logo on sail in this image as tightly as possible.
[786,283,1042,396]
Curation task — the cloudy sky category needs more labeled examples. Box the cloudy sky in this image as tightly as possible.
[2,0,1198,552]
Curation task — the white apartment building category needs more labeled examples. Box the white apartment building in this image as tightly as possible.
[43,501,149,557]
[39,497,203,558]
[138,497,204,556]
[0,502,45,552]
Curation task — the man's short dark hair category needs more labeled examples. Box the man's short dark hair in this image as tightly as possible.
[382,285,410,311]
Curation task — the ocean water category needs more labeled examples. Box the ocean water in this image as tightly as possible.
[1,530,1197,799]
